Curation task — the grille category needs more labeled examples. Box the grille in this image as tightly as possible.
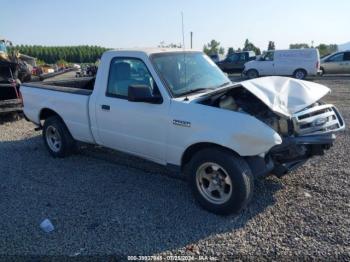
[292,104,345,136]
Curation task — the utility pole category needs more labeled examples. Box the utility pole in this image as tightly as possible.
[190,32,193,49]
[181,12,185,49]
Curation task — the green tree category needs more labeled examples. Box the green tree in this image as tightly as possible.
[13,45,109,63]
[203,40,224,55]
[243,39,261,55]
[316,44,338,57]
[158,41,182,48]
[267,41,275,50]
[56,59,68,67]
[227,47,235,57]
[289,43,310,49]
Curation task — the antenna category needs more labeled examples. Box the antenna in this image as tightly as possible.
[181,12,185,49]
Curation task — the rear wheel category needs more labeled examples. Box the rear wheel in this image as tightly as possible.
[43,116,76,158]
[246,69,259,79]
[185,148,254,215]
[293,69,307,79]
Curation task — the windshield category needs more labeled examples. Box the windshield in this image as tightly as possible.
[259,51,274,61]
[151,52,230,97]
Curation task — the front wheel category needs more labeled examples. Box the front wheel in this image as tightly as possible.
[320,67,325,76]
[186,148,254,215]
[246,69,259,79]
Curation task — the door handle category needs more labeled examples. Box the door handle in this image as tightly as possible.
[101,104,110,111]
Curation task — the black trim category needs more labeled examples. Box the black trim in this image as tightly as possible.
[21,83,93,96]
[270,133,336,177]
[244,155,274,178]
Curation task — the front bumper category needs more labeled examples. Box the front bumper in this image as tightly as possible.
[269,133,336,177]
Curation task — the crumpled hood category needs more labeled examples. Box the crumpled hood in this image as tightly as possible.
[239,76,330,117]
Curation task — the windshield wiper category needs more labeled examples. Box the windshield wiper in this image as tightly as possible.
[217,81,231,88]
[177,82,232,97]
[178,87,214,97]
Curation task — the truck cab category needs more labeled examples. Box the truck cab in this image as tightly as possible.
[216,51,256,73]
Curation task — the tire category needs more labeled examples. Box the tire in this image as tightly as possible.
[246,69,259,79]
[43,116,76,158]
[293,69,307,79]
[185,148,254,215]
[320,67,325,76]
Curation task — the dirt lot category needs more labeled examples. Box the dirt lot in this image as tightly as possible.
[0,76,349,260]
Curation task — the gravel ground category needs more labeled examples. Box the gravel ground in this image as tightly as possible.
[0,76,349,260]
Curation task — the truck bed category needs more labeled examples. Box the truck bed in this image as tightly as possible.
[20,78,95,143]
[23,77,95,96]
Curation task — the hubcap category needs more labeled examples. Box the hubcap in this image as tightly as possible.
[295,71,305,79]
[46,126,62,152]
[248,70,257,79]
[196,162,233,204]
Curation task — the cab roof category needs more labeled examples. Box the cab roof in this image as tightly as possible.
[105,48,202,56]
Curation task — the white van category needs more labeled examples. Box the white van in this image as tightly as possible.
[243,48,320,79]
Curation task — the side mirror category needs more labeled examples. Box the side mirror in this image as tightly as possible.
[128,85,162,104]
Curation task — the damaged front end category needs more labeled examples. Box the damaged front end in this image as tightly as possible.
[270,103,344,177]
[198,76,345,177]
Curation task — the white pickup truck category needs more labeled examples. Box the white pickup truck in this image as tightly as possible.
[21,49,345,215]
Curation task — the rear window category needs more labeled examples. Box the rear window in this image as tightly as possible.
[344,52,350,61]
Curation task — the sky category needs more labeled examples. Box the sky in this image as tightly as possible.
[1,0,349,51]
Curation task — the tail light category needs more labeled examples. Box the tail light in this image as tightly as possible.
[316,61,319,69]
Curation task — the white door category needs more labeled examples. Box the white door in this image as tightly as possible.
[95,57,169,163]
[257,51,275,76]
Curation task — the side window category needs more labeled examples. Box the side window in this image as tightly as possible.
[228,54,238,62]
[107,57,158,98]
[328,53,344,62]
[344,52,350,61]
[265,52,274,61]
[238,53,246,61]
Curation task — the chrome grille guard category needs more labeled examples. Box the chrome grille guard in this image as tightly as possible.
[292,104,345,136]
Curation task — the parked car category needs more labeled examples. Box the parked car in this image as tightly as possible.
[243,48,320,79]
[209,54,220,63]
[20,49,345,215]
[320,51,350,75]
[216,51,256,73]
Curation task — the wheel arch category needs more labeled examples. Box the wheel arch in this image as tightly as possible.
[293,68,308,76]
[320,66,325,74]
[39,108,65,123]
[246,68,259,78]
[181,142,240,171]
[39,108,72,136]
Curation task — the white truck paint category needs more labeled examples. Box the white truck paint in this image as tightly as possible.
[20,49,345,214]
